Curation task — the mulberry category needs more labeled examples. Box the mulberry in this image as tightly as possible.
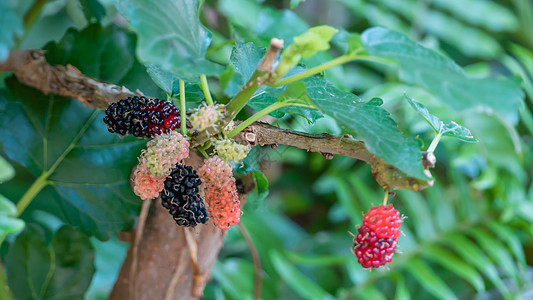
[189,104,224,132]
[103,96,180,138]
[198,156,241,230]
[214,139,250,163]
[133,158,165,200]
[352,225,398,269]
[353,205,403,269]
[160,164,208,227]
[142,131,189,177]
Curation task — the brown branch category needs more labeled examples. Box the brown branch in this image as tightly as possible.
[0,50,139,109]
[0,49,434,192]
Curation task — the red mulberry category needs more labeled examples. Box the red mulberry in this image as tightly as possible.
[353,205,403,269]
[198,156,241,230]
[103,96,180,138]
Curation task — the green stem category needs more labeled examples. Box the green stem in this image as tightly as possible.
[197,148,208,158]
[225,70,267,120]
[427,133,442,153]
[0,263,14,300]
[24,0,48,28]
[382,188,390,206]
[271,54,391,87]
[179,80,187,136]
[200,75,214,105]
[227,102,314,139]
[16,172,48,217]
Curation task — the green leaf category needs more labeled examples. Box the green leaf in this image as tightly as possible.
[431,0,519,32]
[0,78,143,240]
[394,276,410,300]
[445,233,509,296]
[405,258,458,300]
[290,0,306,9]
[80,0,105,22]
[0,0,24,62]
[422,245,485,292]
[224,42,266,97]
[115,0,223,82]
[308,77,426,179]
[145,64,206,106]
[487,221,526,267]
[405,95,476,142]
[285,251,349,266]
[5,225,95,300]
[467,228,519,285]
[277,26,338,76]
[333,177,363,225]
[270,250,334,300]
[361,27,524,124]
[0,155,15,183]
[251,170,269,201]
[0,194,25,235]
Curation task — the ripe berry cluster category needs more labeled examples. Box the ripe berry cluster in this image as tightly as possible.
[198,156,241,230]
[161,164,208,227]
[353,204,402,269]
[103,96,180,138]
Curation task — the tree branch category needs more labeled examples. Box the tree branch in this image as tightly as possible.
[0,49,434,191]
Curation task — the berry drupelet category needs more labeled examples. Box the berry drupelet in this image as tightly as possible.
[103,96,180,138]
[160,164,208,227]
[353,204,403,269]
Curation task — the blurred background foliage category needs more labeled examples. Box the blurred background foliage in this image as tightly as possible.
[0,0,532,299]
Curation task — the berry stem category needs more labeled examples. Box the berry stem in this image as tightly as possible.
[179,79,187,136]
[227,101,315,139]
[200,75,214,106]
[427,132,443,153]
[197,147,209,158]
[383,188,390,206]
[271,54,392,87]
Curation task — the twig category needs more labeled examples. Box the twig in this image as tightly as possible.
[0,49,434,191]
[183,227,207,298]
[129,198,152,299]
[239,223,262,300]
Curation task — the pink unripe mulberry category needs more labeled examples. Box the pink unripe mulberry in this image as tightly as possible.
[133,158,165,200]
[198,156,241,230]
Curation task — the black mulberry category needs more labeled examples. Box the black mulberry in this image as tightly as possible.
[160,164,208,227]
[103,96,181,138]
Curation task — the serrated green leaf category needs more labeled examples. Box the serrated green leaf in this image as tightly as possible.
[5,225,95,300]
[405,258,458,300]
[225,42,266,97]
[405,95,476,142]
[445,233,509,296]
[0,78,143,240]
[422,245,485,292]
[361,27,524,124]
[115,0,223,82]
[277,26,338,76]
[80,0,105,22]
[0,0,24,62]
[0,155,15,183]
[308,77,426,179]
[270,250,334,300]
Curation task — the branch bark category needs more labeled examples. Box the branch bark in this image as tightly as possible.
[0,48,434,191]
